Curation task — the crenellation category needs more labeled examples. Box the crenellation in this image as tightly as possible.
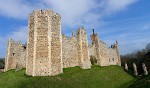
[4,9,121,76]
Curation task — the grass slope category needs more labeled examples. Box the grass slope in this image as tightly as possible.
[0,65,136,88]
[129,75,150,88]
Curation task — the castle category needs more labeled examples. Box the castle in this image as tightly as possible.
[4,10,121,76]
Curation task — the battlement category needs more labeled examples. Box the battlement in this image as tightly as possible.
[8,39,22,45]
[28,9,61,21]
[62,34,77,43]
[77,26,88,34]
[90,29,100,45]
[99,40,106,45]
[110,41,118,49]
[32,9,60,16]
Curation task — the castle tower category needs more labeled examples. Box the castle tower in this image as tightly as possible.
[90,29,101,65]
[91,29,98,45]
[26,10,63,76]
[109,41,121,66]
[115,41,121,66]
[90,29,110,66]
[4,39,14,71]
[4,39,25,71]
[76,27,91,69]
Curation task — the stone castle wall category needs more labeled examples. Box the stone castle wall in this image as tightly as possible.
[26,12,34,75]
[50,11,63,76]
[26,10,63,76]
[88,44,96,58]
[99,41,109,66]
[90,31,120,66]
[5,39,26,71]
[4,9,121,76]
[62,35,78,68]
[76,28,91,69]
[62,28,92,69]
[108,48,118,65]
[108,43,121,66]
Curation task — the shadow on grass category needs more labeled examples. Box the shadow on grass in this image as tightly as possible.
[122,68,150,88]
[128,75,150,88]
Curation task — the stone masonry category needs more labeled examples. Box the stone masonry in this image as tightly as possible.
[4,39,26,72]
[26,10,63,76]
[4,9,121,76]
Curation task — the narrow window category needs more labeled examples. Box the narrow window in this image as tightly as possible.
[13,53,15,56]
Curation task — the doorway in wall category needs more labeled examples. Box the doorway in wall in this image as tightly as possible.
[90,55,97,65]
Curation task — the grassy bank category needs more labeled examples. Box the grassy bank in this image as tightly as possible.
[129,75,150,88]
[0,65,136,88]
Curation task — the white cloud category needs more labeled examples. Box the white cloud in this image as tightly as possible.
[0,0,45,19]
[7,26,28,43]
[43,0,138,28]
[0,0,138,27]
[104,0,137,14]
[0,0,30,19]
[43,0,97,27]
[0,0,139,57]
[0,26,28,57]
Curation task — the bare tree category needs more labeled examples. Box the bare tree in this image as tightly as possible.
[145,43,150,52]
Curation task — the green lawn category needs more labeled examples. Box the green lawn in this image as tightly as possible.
[0,65,136,88]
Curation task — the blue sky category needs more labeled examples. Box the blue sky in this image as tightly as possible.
[0,0,150,57]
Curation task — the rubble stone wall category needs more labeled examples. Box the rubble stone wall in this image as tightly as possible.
[99,41,109,66]
[26,12,35,75]
[5,39,26,72]
[76,28,91,69]
[62,35,78,68]
[26,10,63,76]
[88,44,96,57]
[34,10,50,76]
[108,48,118,65]
[50,11,63,76]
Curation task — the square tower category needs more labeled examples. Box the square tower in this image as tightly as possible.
[76,27,91,69]
[26,10,63,76]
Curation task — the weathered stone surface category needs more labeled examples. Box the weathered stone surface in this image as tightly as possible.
[108,48,118,65]
[125,63,128,71]
[76,28,91,69]
[142,63,148,75]
[0,69,4,73]
[89,29,120,66]
[26,10,63,76]
[99,41,109,66]
[133,63,138,76]
[4,39,26,72]
[62,35,78,68]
